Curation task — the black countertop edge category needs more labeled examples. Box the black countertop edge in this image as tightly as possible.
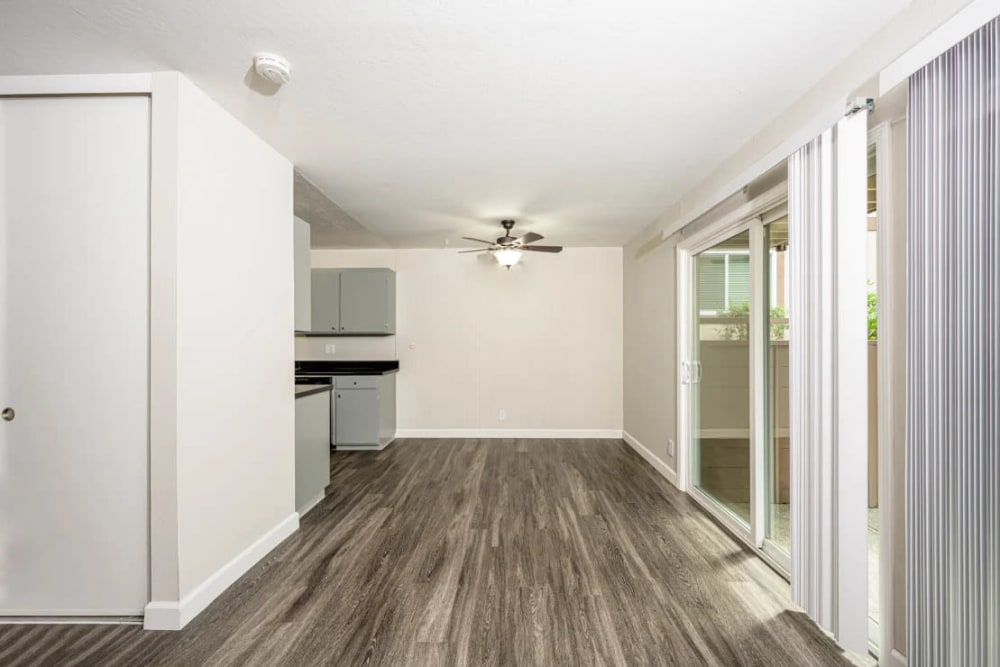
[295,384,333,399]
[295,360,400,376]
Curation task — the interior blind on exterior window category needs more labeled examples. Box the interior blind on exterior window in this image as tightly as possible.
[728,254,750,308]
[697,255,725,312]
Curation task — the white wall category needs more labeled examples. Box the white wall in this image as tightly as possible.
[148,72,296,627]
[623,235,678,470]
[298,247,623,436]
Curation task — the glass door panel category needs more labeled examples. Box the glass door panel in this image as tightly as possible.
[692,230,752,525]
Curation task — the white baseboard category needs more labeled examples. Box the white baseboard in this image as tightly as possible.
[393,428,624,439]
[623,430,679,488]
[144,512,299,631]
[298,492,325,518]
[887,648,907,667]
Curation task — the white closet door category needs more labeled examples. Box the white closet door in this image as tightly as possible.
[0,96,150,615]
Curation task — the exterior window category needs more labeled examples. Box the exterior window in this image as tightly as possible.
[698,251,750,315]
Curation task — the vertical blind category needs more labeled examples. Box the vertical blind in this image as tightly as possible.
[788,109,870,655]
[907,16,999,666]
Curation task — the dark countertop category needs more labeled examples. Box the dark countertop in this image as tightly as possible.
[295,384,333,399]
[295,360,400,376]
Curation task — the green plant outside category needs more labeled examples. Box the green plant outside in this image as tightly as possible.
[714,302,789,341]
[712,285,875,342]
[868,282,878,341]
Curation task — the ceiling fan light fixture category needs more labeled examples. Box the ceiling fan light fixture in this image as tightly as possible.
[493,248,522,269]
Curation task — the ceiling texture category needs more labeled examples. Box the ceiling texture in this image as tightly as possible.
[0,0,909,248]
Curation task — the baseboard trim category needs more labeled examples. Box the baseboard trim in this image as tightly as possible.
[144,512,299,631]
[887,648,907,667]
[393,429,624,439]
[298,492,325,518]
[0,614,143,623]
[623,430,679,488]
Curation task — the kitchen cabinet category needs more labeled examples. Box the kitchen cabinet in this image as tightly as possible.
[294,218,312,331]
[310,269,340,333]
[335,386,379,445]
[332,374,397,450]
[308,268,395,335]
[339,269,396,334]
[295,387,331,515]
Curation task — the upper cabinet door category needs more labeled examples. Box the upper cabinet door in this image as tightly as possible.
[339,269,396,334]
[311,269,340,332]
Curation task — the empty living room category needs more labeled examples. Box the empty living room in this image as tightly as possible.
[0,1,997,665]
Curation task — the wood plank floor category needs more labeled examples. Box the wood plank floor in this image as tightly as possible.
[0,439,861,666]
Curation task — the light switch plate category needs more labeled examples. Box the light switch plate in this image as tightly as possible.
[667,439,675,457]
[325,343,336,354]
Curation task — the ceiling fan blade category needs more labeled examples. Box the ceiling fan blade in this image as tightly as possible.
[521,245,563,253]
[458,248,491,253]
[518,231,544,245]
[461,236,495,245]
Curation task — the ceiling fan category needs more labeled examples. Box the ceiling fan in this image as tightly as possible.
[459,219,563,269]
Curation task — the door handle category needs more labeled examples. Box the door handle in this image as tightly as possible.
[693,361,703,384]
[2,407,14,422]
[681,361,690,384]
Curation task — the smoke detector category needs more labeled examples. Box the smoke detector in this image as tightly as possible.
[253,53,291,85]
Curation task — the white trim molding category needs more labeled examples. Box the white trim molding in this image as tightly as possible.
[393,429,623,439]
[888,649,908,667]
[622,431,678,488]
[0,73,153,96]
[144,513,299,631]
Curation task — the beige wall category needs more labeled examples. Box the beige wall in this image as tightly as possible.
[150,73,295,609]
[623,235,678,468]
[299,247,623,434]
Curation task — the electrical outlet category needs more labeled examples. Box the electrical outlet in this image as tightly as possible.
[325,343,336,354]
[498,409,507,421]
[667,438,675,457]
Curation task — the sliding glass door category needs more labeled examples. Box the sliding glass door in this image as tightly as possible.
[764,216,791,557]
[682,203,791,572]
[691,231,752,528]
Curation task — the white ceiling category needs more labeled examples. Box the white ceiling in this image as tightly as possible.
[0,0,909,247]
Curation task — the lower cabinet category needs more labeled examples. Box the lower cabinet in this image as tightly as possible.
[331,374,396,450]
[295,390,332,515]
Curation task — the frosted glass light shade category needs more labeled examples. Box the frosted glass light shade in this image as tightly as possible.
[493,248,523,268]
